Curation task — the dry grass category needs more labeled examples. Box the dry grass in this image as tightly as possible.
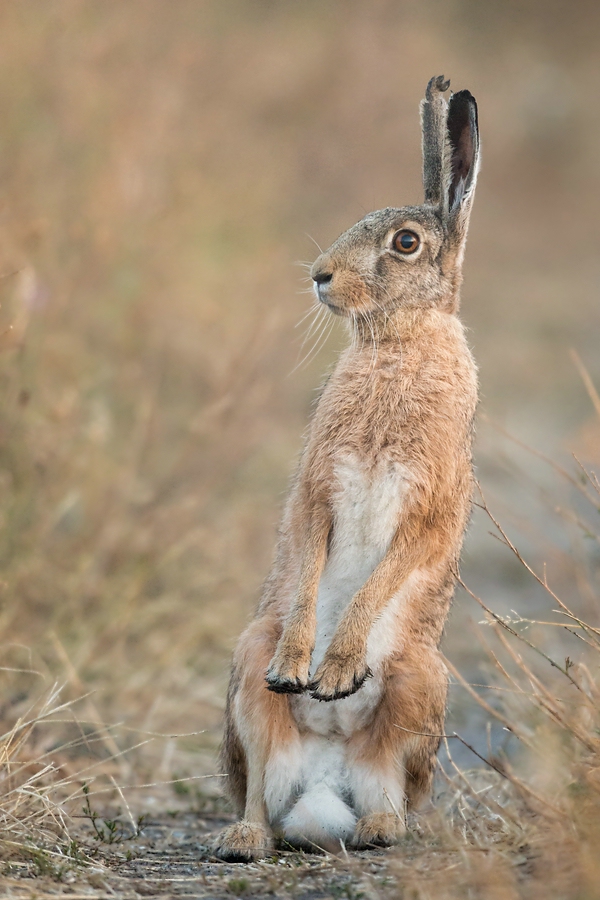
[0,483,599,895]
[0,687,76,875]
[0,2,598,896]
[0,338,597,899]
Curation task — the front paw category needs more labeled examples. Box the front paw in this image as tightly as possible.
[265,653,310,694]
[309,655,372,701]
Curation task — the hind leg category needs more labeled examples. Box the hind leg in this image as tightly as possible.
[397,647,448,810]
[214,617,299,861]
[214,750,275,862]
[347,758,406,849]
[348,645,447,848]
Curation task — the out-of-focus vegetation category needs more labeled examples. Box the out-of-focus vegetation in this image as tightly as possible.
[0,2,599,894]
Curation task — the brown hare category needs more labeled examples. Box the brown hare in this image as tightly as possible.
[214,75,480,860]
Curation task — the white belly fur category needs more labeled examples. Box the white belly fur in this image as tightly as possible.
[265,453,415,842]
[311,453,409,677]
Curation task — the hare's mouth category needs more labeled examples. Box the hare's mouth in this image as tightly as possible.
[315,288,345,316]
[321,299,346,316]
[315,285,346,316]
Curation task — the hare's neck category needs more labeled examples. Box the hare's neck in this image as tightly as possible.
[350,307,447,348]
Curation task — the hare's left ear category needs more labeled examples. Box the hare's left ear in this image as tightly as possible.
[421,75,451,208]
[444,89,479,236]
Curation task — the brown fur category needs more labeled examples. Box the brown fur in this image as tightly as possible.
[352,813,406,849]
[214,77,480,860]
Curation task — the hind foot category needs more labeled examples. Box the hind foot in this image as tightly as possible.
[351,812,405,849]
[213,820,274,862]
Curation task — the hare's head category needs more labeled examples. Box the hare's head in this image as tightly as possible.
[311,77,479,320]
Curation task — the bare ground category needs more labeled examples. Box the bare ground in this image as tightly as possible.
[1,801,540,900]
[1,809,412,899]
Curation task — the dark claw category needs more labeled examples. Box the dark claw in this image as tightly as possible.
[212,847,256,863]
[309,666,373,702]
[265,673,308,694]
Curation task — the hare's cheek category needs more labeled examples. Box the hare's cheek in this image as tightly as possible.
[328,273,371,315]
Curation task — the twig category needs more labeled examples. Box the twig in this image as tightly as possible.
[110,776,137,837]
[445,656,534,749]
[494,628,597,753]
[480,413,597,505]
[474,486,600,656]
[441,739,523,830]
[458,572,589,696]
[450,734,563,817]
[570,349,600,419]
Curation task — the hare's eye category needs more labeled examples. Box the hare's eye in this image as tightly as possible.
[393,230,420,254]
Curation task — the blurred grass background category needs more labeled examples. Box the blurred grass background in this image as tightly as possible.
[0,0,599,790]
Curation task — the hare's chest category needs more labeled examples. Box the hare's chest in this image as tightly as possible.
[330,452,408,554]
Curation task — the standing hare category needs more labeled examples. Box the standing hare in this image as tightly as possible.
[214,76,479,860]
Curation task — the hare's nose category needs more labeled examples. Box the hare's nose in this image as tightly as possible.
[312,270,333,286]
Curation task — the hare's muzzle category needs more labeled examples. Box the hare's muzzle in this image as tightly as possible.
[312,269,333,306]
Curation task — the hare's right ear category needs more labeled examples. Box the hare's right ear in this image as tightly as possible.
[445,88,479,237]
[421,77,480,241]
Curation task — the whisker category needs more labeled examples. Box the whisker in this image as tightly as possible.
[291,305,327,373]
[298,305,326,351]
[355,268,404,350]
[305,233,324,255]
[370,294,402,346]
[368,312,378,373]
[294,317,333,375]
[290,307,332,374]
[295,301,322,329]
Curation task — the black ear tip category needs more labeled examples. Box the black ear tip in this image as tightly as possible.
[450,88,477,107]
[426,75,450,100]
[448,89,478,132]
